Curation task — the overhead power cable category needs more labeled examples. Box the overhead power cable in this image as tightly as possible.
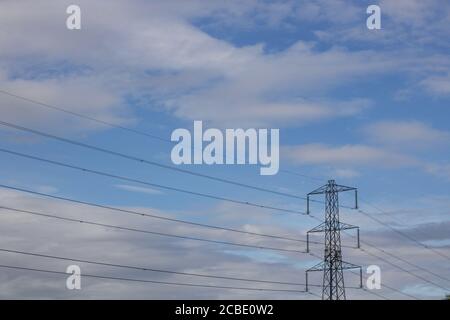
[0,148,306,216]
[0,205,307,254]
[0,120,313,202]
[359,199,450,261]
[281,168,450,263]
[0,247,337,288]
[358,245,450,291]
[2,180,446,291]
[1,165,443,296]
[0,184,360,250]
[361,288,390,300]
[279,169,323,182]
[0,204,422,299]
[0,89,172,143]
[0,264,310,293]
[308,252,420,300]
[1,93,448,298]
[308,215,450,292]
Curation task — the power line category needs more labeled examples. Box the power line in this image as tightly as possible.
[0,264,310,293]
[1,89,446,299]
[280,169,450,263]
[0,148,306,216]
[362,241,450,284]
[306,290,322,299]
[7,144,448,288]
[361,288,389,300]
[0,97,448,298]
[0,247,337,288]
[0,91,344,208]
[279,169,323,182]
[307,256,400,300]
[1,183,441,296]
[344,269,390,300]
[0,184,307,242]
[0,119,358,215]
[305,189,450,288]
[0,93,332,209]
[0,205,307,254]
[356,268,419,300]
[331,209,450,286]
[0,95,358,213]
[0,184,360,251]
[5,174,444,295]
[0,89,347,209]
[308,213,450,293]
[374,283,419,300]
[299,247,420,300]
[321,211,450,290]
[0,89,172,143]
[359,199,450,261]
[0,217,365,295]
[0,120,311,202]
[359,247,449,292]
[0,105,351,213]
[337,223,450,289]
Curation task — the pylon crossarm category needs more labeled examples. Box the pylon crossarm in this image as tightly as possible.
[307,184,328,196]
[333,184,357,193]
[308,222,357,233]
[307,222,326,233]
[340,261,362,271]
[338,222,359,231]
[306,261,326,272]
[307,183,356,196]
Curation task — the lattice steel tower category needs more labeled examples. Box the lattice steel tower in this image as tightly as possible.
[305,180,362,300]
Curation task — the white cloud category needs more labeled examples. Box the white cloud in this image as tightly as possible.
[170,97,371,128]
[0,187,447,299]
[283,144,418,167]
[380,0,436,26]
[0,0,446,132]
[0,0,393,130]
[364,120,450,148]
[312,0,450,101]
[0,73,134,135]
[424,163,450,181]
[333,168,360,178]
[283,142,450,181]
[403,284,447,298]
[34,185,59,194]
[420,74,450,96]
[115,184,163,195]
[0,187,312,299]
[0,0,449,300]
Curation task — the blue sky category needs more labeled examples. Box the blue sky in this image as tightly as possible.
[0,0,449,299]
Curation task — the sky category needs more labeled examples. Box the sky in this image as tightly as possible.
[0,0,449,299]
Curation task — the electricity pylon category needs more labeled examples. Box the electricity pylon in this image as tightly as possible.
[305,180,362,300]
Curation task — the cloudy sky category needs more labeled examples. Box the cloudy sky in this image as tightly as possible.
[0,0,449,299]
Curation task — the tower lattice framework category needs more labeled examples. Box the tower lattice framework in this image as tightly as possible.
[305,180,362,300]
